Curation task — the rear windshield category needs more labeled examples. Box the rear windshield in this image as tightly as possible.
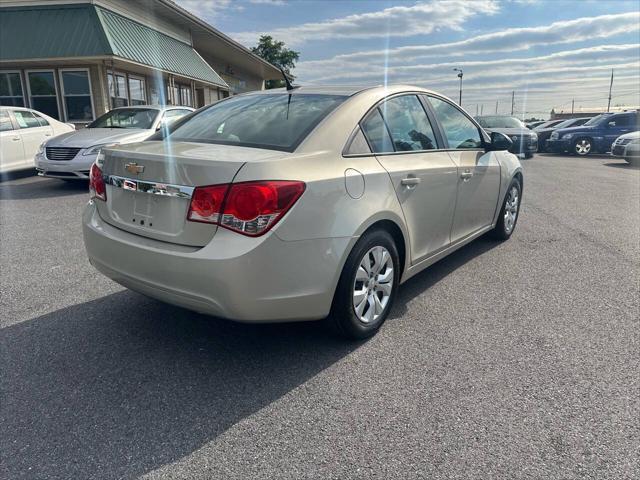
[583,114,610,126]
[167,93,347,152]
[88,108,158,129]
[476,116,524,129]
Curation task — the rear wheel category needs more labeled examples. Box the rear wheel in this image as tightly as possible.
[491,178,521,241]
[574,137,592,156]
[328,230,400,340]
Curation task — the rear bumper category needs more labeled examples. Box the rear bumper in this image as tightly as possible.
[82,201,353,322]
[35,152,95,179]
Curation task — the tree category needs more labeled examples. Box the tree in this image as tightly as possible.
[251,35,300,89]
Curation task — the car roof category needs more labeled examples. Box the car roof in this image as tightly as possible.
[245,84,443,98]
[109,105,194,112]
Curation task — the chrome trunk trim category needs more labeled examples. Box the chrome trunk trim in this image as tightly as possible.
[106,175,194,198]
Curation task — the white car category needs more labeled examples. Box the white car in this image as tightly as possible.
[0,106,74,174]
[35,105,193,180]
[611,131,640,166]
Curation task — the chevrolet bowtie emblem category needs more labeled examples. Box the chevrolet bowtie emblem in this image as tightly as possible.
[125,162,144,174]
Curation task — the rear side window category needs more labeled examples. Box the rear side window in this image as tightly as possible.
[428,96,482,149]
[611,114,634,127]
[13,110,42,129]
[0,110,13,131]
[34,112,49,127]
[361,109,393,153]
[168,94,346,152]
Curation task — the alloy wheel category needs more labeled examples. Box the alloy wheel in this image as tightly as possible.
[504,186,519,234]
[352,246,394,324]
[575,139,592,155]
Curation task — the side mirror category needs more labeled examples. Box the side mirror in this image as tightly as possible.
[607,121,616,128]
[486,131,513,151]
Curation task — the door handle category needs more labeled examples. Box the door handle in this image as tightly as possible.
[45,133,52,137]
[11,136,21,141]
[401,177,421,186]
[460,169,474,181]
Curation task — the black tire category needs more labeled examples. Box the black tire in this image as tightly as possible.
[625,157,639,167]
[573,137,593,156]
[327,229,400,340]
[524,153,534,159]
[491,177,522,241]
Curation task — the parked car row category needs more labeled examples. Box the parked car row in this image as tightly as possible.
[0,105,193,176]
[475,115,538,158]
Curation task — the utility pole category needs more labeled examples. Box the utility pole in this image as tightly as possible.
[453,68,463,105]
[481,104,484,115]
[511,91,515,115]
[571,99,574,114]
[607,69,614,112]
[495,99,498,114]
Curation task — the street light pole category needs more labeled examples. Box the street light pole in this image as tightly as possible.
[453,68,463,106]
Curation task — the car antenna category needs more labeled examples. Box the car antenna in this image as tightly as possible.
[279,66,297,91]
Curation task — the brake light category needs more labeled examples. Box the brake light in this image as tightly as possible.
[89,162,106,201]
[188,180,305,236]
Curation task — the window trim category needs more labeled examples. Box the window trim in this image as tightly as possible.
[345,91,489,158]
[0,70,26,107]
[25,69,60,118]
[59,68,95,123]
[127,73,147,105]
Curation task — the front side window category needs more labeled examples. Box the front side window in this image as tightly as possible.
[61,71,93,121]
[167,94,346,152]
[428,96,482,149]
[0,110,13,131]
[14,110,42,129]
[0,73,25,107]
[379,95,438,151]
[28,71,59,119]
[88,108,159,130]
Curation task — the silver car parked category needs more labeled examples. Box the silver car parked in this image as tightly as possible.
[83,85,522,339]
[36,105,193,179]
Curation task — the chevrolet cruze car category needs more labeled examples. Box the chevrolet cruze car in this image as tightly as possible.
[35,105,193,180]
[83,86,523,339]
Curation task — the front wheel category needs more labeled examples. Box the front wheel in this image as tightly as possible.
[328,230,400,339]
[574,137,592,156]
[491,178,521,241]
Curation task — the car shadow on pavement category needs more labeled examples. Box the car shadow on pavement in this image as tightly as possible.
[0,173,88,200]
[388,235,500,321]
[1,293,360,479]
[603,161,639,170]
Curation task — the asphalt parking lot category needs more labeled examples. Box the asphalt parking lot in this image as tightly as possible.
[1,154,638,479]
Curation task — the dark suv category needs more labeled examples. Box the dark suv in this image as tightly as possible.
[546,111,639,156]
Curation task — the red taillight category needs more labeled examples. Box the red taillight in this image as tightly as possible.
[187,180,305,236]
[89,162,106,201]
[187,184,229,223]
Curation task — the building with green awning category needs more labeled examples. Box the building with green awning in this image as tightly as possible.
[0,1,281,124]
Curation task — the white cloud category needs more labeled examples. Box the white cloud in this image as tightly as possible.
[230,0,499,46]
[296,11,640,73]
[173,0,235,18]
[249,0,286,4]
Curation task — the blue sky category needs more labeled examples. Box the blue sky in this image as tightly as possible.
[176,0,640,117]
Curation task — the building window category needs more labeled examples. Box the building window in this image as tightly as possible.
[108,72,128,108]
[0,72,25,107]
[128,76,146,105]
[60,70,94,122]
[27,71,59,119]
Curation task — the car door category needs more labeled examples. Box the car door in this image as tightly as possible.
[0,110,25,172]
[361,94,458,264]
[426,96,501,242]
[604,114,636,146]
[13,110,53,167]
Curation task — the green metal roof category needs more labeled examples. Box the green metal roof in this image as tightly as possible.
[96,7,226,87]
[0,4,110,60]
[0,4,227,88]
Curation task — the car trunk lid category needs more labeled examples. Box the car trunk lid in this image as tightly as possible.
[95,141,286,246]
